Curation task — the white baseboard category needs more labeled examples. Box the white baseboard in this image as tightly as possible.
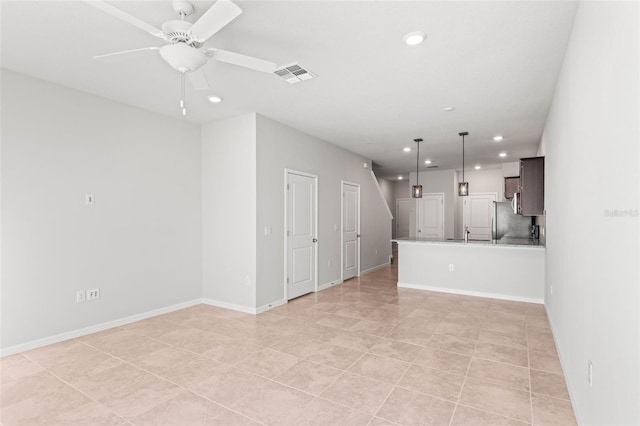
[256,298,286,314]
[317,280,343,292]
[397,282,544,304]
[0,299,202,357]
[360,262,390,275]
[201,298,257,314]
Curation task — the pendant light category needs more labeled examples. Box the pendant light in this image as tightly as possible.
[458,132,469,196]
[412,138,423,198]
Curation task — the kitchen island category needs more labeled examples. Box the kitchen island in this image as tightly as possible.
[393,237,545,303]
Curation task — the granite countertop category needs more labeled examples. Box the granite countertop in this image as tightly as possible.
[392,236,545,249]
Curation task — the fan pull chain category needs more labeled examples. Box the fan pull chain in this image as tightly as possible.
[180,71,186,116]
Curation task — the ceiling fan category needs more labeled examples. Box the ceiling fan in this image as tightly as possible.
[84,0,279,114]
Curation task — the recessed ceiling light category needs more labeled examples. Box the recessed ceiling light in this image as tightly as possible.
[475,165,481,170]
[493,135,503,141]
[398,176,403,180]
[424,160,431,165]
[403,147,411,152]
[443,106,456,112]
[207,95,223,103]
[403,31,426,46]
[499,152,507,158]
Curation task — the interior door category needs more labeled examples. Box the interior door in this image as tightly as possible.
[396,198,410,238]
[463,193,497,240]
[286,172,317,300]
[417,194,444,238]
[342,182,360,280]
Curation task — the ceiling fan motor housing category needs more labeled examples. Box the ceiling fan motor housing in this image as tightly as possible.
[159,43,207,72]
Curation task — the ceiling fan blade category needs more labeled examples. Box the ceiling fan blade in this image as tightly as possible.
[189,69,210,90]
[190,0,242,43]
[209,48,276,73]
[93,47,161,63]
[82,0,166,40]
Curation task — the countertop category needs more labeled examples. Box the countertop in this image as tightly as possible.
[392,236,545,249]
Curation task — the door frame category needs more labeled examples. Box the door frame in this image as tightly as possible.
[415,192,445,238]
[462,191,498,238]
[395,198,410,238]
[283,168,319,301]
[340,180,361,281]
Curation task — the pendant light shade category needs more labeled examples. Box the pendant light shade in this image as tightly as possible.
[458,132,469,196]
[412,138,423,198]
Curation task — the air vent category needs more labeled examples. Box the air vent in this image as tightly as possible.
[427,165,439,169]
[274,63,316,84]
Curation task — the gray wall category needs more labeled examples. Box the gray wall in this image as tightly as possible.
[1,70,202,350]
[201,114,257,310]
[540,2,639,424]
[392,180,410,239]
[256,114,392,307]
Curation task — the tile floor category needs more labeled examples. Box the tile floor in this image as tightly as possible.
[1,257,577,425]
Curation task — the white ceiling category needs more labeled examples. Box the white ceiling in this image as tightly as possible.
[1,0,578,178]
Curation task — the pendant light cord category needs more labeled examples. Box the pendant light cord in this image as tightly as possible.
[416,139,420,187]
[462,133,465,183]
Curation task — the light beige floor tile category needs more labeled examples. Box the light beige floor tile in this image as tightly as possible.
[530,370,570,400]
[384,326,432,346]
[368,338,421,362]
[474,342,529,367]
[190,367,268,406]
[100,374,182,419]
[348,319,394,337]
[131,391,226,426]
[21,340,100,369]
[201,339,264,364]
[412,347,471,375]
[458,377,531,423]
[451,405,528,425]
[268,336,325,357]
[482,320,527,337]
[210,410,261,426]
[396,316,441,333]
[1,370,65,408]
[376,387,455,426]
[467,358,530,391]
[478,329,528,350]
[155,355,225,387]
[328,332,380,352]
[368,417,401,425]
[398,364,465,401]
[435,319,482,340]
[233,381,315,425]
[529,349,563,374]
[235,349,299,378]
[274,360,341,395]
[320,372,393,415]
[124,317,185,339]
[531,393,577,426]
[65,363,150,402]
[48,350,122,382]
[316,314,362,330]
[285,398,371,426]
[427,333,477,356]
[305,343,364,370]
[348,353,409,384]
[0,354,45,383]
[47,401,127,426]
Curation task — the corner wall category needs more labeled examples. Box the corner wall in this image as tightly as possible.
[1,70,202,351]
[255,114,392,307]
[540,2,639,424]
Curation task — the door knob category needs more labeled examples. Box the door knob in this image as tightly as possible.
[312,238,318,243]
[356,234,361,238]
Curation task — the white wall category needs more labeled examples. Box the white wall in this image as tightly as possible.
[1,70,202,351]
[256,114,392,307]
[378,178,394,215]
[392,180,410,239]
[201,114,257,310]
[409,169,457,239]
[540,2,639,424]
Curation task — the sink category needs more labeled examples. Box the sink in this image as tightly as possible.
[446,238,487,242]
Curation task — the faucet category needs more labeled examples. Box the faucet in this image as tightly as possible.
[464,226,470,243]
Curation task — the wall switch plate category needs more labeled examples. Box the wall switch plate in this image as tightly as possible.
[449,264,454,272]
[550,285,554,296]
[588,360,593,387]
[76,290,86,303]
[328,259,332,268]
[85,194,95,205]
[87,288,100,300]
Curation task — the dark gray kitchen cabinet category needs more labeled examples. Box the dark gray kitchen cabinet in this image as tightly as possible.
[518,156,544,216]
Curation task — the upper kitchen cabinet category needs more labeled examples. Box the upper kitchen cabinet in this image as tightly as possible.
[518,157,545,216]
[504,176,520,199]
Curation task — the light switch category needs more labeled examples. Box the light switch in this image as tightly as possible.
[85,194,95,205]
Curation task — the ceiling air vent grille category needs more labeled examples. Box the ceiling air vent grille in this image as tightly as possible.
[427,165,439,169]
[274,63,316,84]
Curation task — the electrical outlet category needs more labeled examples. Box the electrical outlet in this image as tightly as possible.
[86,288,100,300]
[76,290,86,303]
[588,360,593,387]
[244,276,251,286]
[449,264,454,272]
[85,194,95,205]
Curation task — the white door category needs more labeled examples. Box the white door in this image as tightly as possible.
[463,193,497,241]
[396,198,410,239]
[286,172,317,300]
[342,182,360,280]
[417,194,444,238]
